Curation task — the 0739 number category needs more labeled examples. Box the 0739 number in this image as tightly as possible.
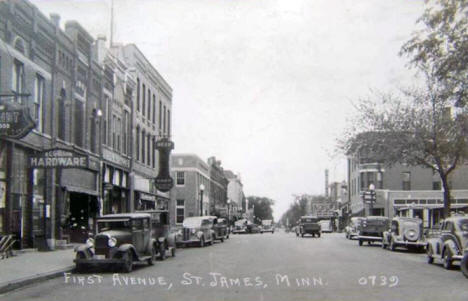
[358,275,398,287]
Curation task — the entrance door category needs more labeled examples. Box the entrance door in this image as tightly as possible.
[69,193,89,243]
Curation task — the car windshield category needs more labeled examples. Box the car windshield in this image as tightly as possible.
[183,218,202,228]
[458,219,468,231]
[262,220,272,226]
[97,220,130,232]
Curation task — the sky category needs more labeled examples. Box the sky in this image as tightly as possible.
[31,0,425,221]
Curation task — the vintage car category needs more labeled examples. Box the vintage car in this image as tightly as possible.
[246,222,262,234]
[176,216,214,247]
[357,216,389,246]
[426,216,468,271]
[261,219,275,234]
[74,213,157,273]
[210,216,229,242]
[232,219,248,234]
[345,217,363,240]
[382,217,426,252]
[142,210,177,259]
[318,220,333,233]
[296,216,321,237]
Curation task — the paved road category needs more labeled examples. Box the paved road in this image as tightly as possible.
[2,231,467,301]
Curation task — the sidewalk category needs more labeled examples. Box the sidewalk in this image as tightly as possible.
[0,248,75,294]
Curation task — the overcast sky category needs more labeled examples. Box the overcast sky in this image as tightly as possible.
[32,0,424,220]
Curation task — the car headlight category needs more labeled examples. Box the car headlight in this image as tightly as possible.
[86,238,94,248]
[177,229,182,236]
[191,229,196,235]
[108,237,117,248]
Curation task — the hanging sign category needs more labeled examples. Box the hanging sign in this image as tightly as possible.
[0,99,35,139]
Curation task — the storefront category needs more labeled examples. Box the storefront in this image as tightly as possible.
[102,164,130,215]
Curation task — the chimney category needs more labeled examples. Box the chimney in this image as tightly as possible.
[50,13,60,28]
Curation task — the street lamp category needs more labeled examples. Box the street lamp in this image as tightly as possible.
[368,183,376,215]
[199,184,205,216]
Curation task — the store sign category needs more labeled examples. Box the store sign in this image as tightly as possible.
[30,148,89,169]
[0,101,35,139]
[155,138,174,192]
[155,177,173,192]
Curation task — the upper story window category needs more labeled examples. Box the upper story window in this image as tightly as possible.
[401,172,411,191]
[152,95,156,124]
[12,59,25,103]
[34,74,45,133]
[142,84,146,117]
[176,171,185,185]
[141,130,146,164]
[136,78,140,112]
[147,88,151,119]
[136,127,140,161]
[167,109,171,136]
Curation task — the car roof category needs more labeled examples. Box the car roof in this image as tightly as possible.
[98,213,151,220]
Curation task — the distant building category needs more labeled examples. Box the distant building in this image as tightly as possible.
[347,132,468,227]
[224,170,244,219]
[207,156,228,217]
[170,154,211,226]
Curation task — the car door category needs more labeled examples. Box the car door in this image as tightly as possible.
[132,218,144,254]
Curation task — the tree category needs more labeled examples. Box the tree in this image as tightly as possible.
[279,195,310,227]
[246,196,274,222]
[341,83,468,219]
[400,0,468,107]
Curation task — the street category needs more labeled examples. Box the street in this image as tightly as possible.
[2,231,467,301]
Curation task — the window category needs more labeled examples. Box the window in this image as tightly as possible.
[176,172,185,185]
[152,136,156,168]
[159,101,162,130]
[12,60,25,103]
[136,127,140,161]
[112,115,116,150]
[34,74,45,132]
[168,109,171,136]
[58,89,67,140]
[147,134,151,166]
[147,88,151,119]
[103,96,109,145]
[74,100,84,147]
[142,84,146,117]
[176,200,185,224]
[402,172,411,191]
[136,78,140,112]
[152,94,156,124]
[141,130,146,164]
[433,181,441,190]
[117,117,121,152]
[163,105,166,134]
[123,112,129,155]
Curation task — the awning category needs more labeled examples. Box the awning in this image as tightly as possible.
[63,185,99,196]
[137,191,156,202]
[396,204,468,210]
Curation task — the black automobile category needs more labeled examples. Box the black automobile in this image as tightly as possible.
[296,216,321,237]
[74,213,157,273]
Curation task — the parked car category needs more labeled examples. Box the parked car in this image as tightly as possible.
[357,216,389,246]
[247,223,262,234]
[142,209,177,259]
[232,219,248,234]
[296,216,321,237]
[461,252,468,279]
[211,217,229,242]
[318,220,333,233]
[345,217,363,240]
[426,216,468,271]
[176,216,215,247]
[382,217,426,252]
[74,213,157,273]
[261,220,275,233]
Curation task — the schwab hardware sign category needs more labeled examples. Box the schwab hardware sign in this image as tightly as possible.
[30,148,89,169]
[0,100,35,139]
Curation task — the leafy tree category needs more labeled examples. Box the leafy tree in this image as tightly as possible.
[279,195,310,227]
[341,84,468,219]
[246,196,274,223]
[400,0,468,107]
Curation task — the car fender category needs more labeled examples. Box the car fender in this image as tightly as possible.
[117,244,138,260]
[75,245,93,258]
[444,239,459,255]
[196,231,204,239]
[157,237,166,249]
[426,239,439,255]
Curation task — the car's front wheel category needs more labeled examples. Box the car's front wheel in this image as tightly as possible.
[148,245,156,265]
[427,245,434,264]
[442,250,453,270]
[460,253,468,279]
[159,243,166,261]
[122,250,133,273]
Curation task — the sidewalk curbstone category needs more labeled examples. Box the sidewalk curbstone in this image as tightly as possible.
[0,265,74,295]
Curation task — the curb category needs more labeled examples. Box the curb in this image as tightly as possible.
[0,266,75,295]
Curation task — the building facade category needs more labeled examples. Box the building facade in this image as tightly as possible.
[170,154,211,226]
[224,170,244,219]
[0,0,174,248]
[348,154,468,227]
[207,156,228,217]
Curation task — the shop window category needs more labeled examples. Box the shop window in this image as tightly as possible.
[176,172,185,185]
[176,200,185,224]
